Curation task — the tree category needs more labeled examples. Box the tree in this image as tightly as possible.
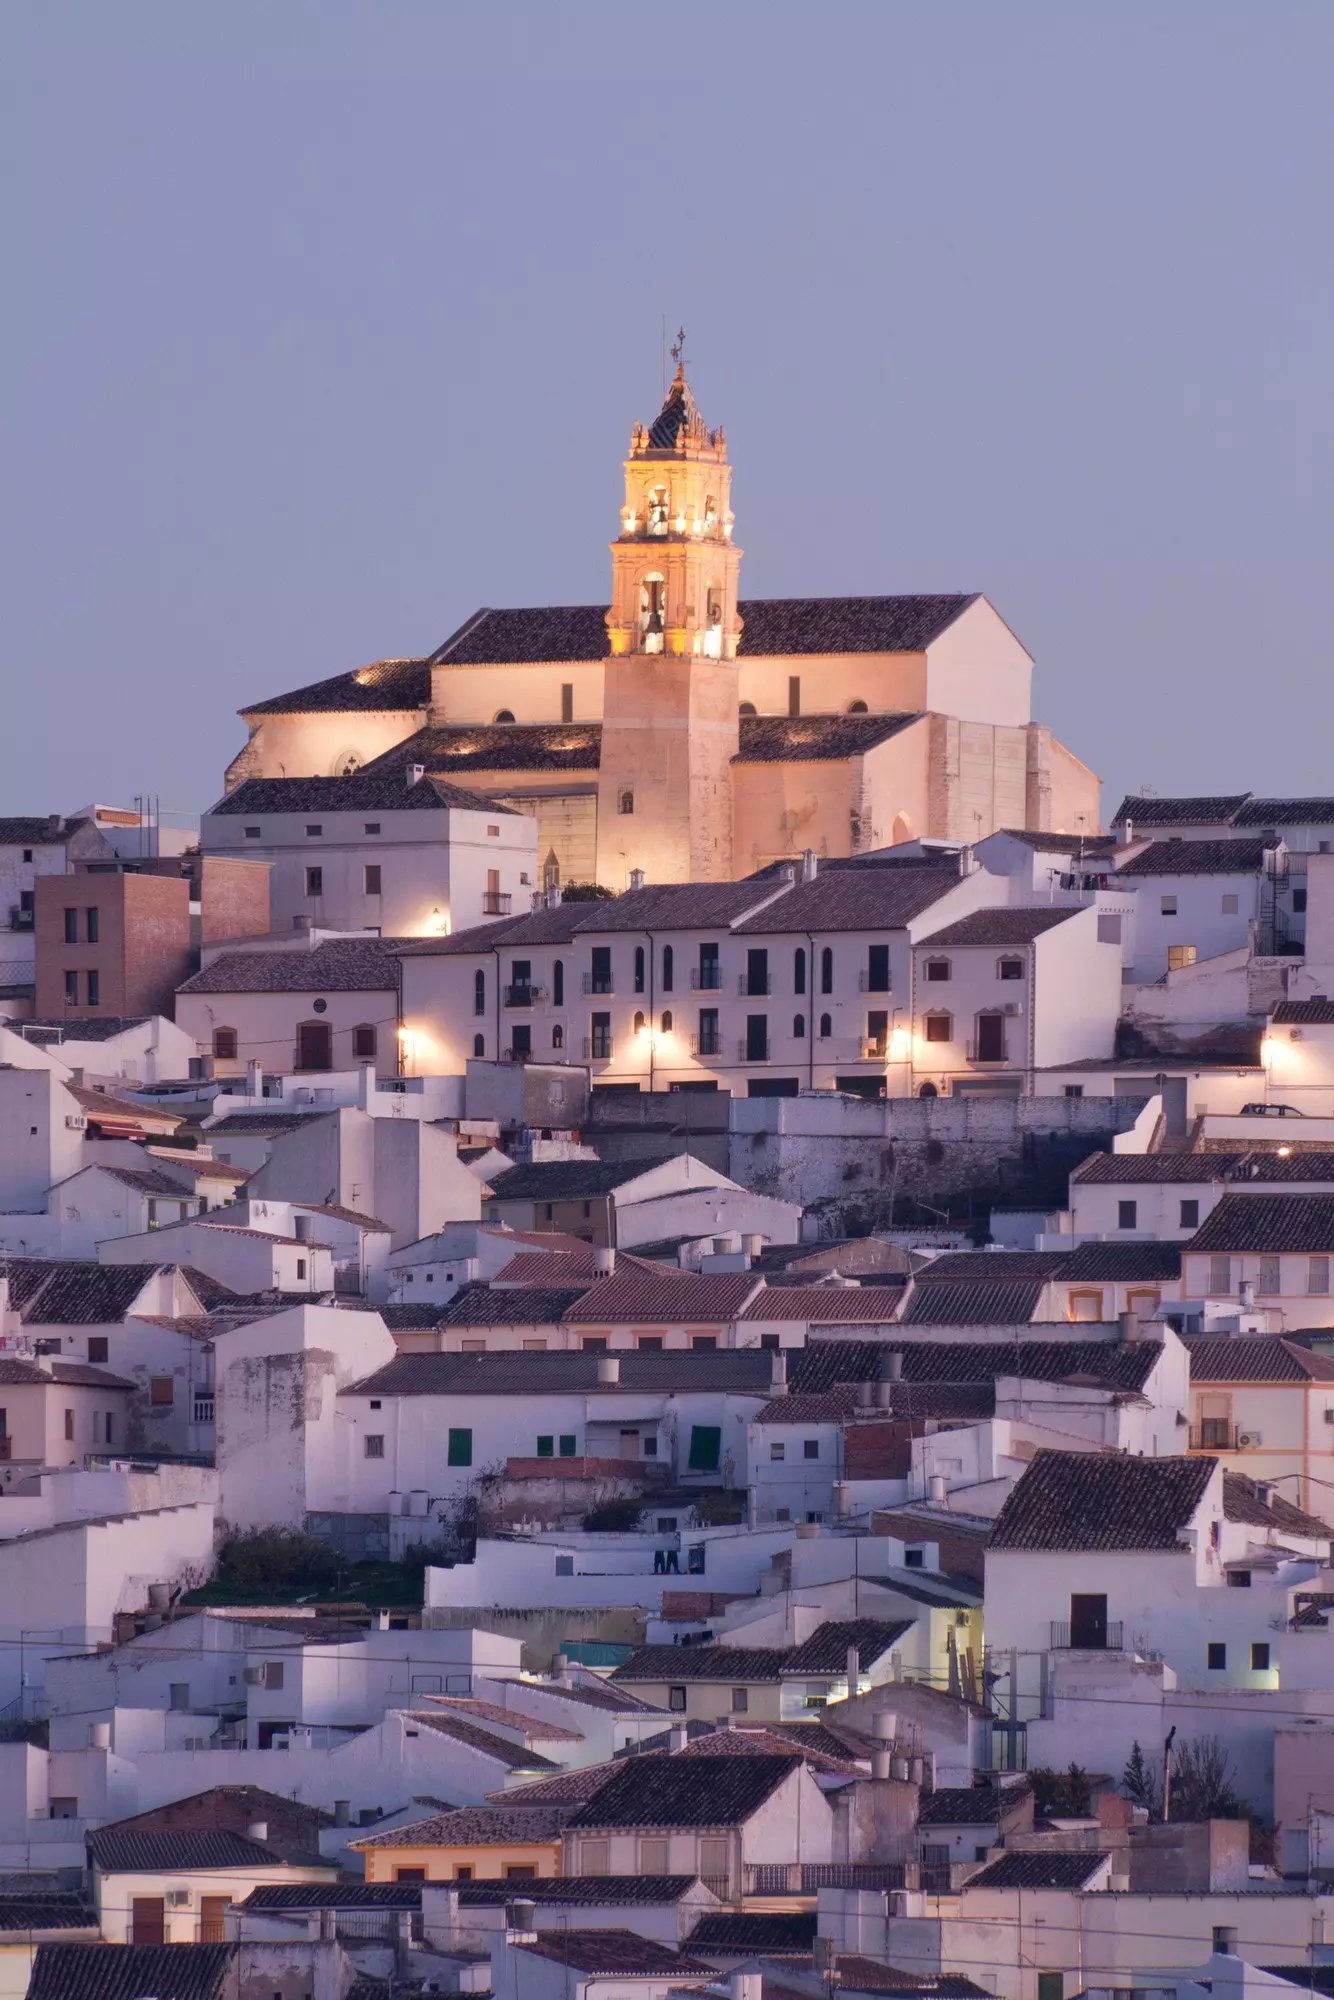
[1029,1763,1093,1817]
[1123,1740,1162,1818]
[561,882,615,902]
[1171,1734,1243,1821]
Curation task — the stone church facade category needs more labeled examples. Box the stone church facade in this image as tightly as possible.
[227,365,1099,888]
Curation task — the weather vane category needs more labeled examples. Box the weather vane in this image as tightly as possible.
[671,326,687,371]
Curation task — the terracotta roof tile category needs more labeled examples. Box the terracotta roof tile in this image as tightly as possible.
[351,1804,570,1848]
[988,1449,1215,1553]
[566,1753,800,1827]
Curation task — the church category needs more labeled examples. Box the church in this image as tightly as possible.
[227,358,1099,888]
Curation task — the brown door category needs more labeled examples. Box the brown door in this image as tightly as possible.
[976,1013,1006,1062]
[199,1895,228,1943]
[297,1021,333,1070]
[131,1897,165,1945]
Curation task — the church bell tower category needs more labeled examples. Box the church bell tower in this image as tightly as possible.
[597,340,743,886]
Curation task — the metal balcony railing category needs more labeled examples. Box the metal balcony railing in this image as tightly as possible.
[503,984,544,1007]
[699,1874,732,1902]
[192,1397,214,1425]
[738,1038,769,1062]
[8,908,33,932]
[502,1047,534,1064]
[582,973,614,995]
[583,1038,613,1061]
[966,1039,1010,1064]
[691,1035,721,1058]
[862,1039,888,1060]
[691,966,723,990]
[738,973,771,995]
[482,891,512,915]
[859,972,892,993]
[1049,1620,1123,1651]
[1189,1424,1237,1450]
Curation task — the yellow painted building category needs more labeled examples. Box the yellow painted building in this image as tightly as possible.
[351,1803,566,1885]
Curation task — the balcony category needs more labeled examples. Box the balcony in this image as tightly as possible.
[738,1038,769,1063]
[504,984,545,1007]
[691,966,723,991]
[966,1040,1010,1065]
[691,1035,721,1058]
[482,891,512,916]
[738,973,770,996]
[192,1396,214,1426]
[582,973,614,995]
[1189,1424,1238,1450]
[699,1875,732,1902]
[502,1047,535,1064]
[859,973,892,993]
[583,1038,613,1061]
[861,1039,888,1060]
[1050,1620,1123,1651]
[7,908,33,932]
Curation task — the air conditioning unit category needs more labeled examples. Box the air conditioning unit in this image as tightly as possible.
[64,1114,86,1130]
[1238,1431,1261,1447]
[1324,1409,1334,1425]
[166,1888,191,1907]
[242,1666,264,1685]
[1001,1002,1022,1016]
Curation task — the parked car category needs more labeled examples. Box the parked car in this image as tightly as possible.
[1239,1102,1303,1117]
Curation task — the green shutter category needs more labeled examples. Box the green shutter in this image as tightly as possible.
[1038,1977,1063,2000]
[447,1428,473,1467]
[559,1436,577,1457]
[688,1425,722,1471]
[536,1436,554,1458]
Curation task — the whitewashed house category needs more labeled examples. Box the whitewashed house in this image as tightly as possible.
[176,934,406,1081]
[98,1215,336,1296]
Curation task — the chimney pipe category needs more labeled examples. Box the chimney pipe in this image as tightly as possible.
[769,1350,788,1397]
[886,1351,903,1380]
[407,763,425,788]
[629,867,646,892]
[1119,1310,1143,1344]
[846,1643,861,1696]
[874,1378,894,1410]
[873,1747,892,1780]
[801,849,818,883]
[549,1651,570,1683]
[668,1722,689,1752]
[593,1246,615,1276]
[318,1907,335,1942]
[333,1800,350,1826]
[929,1473,948,1504]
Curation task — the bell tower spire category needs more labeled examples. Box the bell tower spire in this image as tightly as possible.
[597,348,743,885]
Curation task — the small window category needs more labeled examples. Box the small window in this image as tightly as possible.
[265,1661,284,1689]
[1096,914,1122,944]
[561,683,574,722]
[493,710,515,723]
[803,1438,819,1460]
[1311,1257,1331,1296]
[244,825,261,839]
[1069,1290,1104,1322]
[63,908,77,944]
[537,1436,554,1458]
[296,1258,307,1280]
[473,1034,485,1058]
[661,1010,673,1033]
[634,946,645,993]
[793,1011,806,1039]
[662,944,674,992]
[474,969,486,1017]
[555,1555,574,1576]
[820,947,834,994]
[86,970,99,1006]
[998,957,1023,980]
[618,790,635,815]
[305,866,323,896]
[64,970,78,1003]
[364,822,381,835]
[448,1428,473,1466]
[353,1025,376,1060]
[85,908,99,944]
[1209,1254,1231,1294]
[63,1409,74,1441]
[306,824,323,837]
[924,1013,951,1043]
[633,1010,646,1034]
[669,1686,687,1711]
[1180,1199,1200,1228]
[770,1441,786,1462]
[924,958,951,982]
[364,864,382,896]
[731,1687,749,1712]
[1167,944,1197,971]
[364,1434,385,1458]
[1221,893,1239,915]
[794,946,806,995]
[818,1013,832,1039]
[150,1377,174,1406]
[904,1547,925,1569]
[486,825,499,837]
[1294,887,1309,914]
[847,699,868,713]
[1251,1642,1271,1671]
[552,1025,564,1050]
[1160,894,1178,915]
[1257,1254,1281,1295]
[213,1027,238,1061]
[1064,1084,1084,1098]
[88,1337,109,1364]
[1207,1642,1227,1670]
[1117,1200,1138,1229]
[559,1435,577,1457]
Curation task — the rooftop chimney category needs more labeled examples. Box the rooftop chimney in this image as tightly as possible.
[545,882,563,908]
[318,1907,335,1942]
[596,1354,620,1386]
[593,1246,615,1277]
[1123,818,1134,844]
[929,1473,948,1504]
[846,1642,861,1695]
[885,1351,904,1381]
[407,762,425,788]
[549,1652,570,1683]
[506,1899,537,1943]
[333,1800,351,1826]
[801,849,818,883]
[668,1722,689,1753]
[1119,1310,1145,1344]
[629,868,646,892]
[246,1820,268,1843]
[769,1350,788,1398]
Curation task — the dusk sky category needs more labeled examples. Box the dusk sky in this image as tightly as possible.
[4,3,1331,823]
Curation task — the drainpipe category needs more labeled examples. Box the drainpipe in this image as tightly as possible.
[645,931,655,1093]
[493,945,502,1065]
[807,934,818,1092]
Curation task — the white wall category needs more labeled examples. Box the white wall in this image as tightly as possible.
[1121,868,1262,982]
[99,1218,334,1294]
[0,1068,84,1211]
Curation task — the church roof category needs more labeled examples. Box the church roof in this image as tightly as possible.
[647,365,715,450]
[733,713,923,763]
[243,598,984,716]
[207,775,517,817]
[362,724,603,777]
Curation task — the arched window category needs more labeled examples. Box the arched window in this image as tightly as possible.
[739,701,758,717]
[891,812,915,845]
[639,574,666,652]
[819,1014,832,1040]
[821,947,834,994]
[552,1024,564,1050]
[704,494,718,530]
[493,709,515,724]
[634,946,646,993]
[919,1081,938,1099]
[473,970,486,1016]
[633,1010,646,1034]
[793,1013,806,1039]
[794,947,806,995]
[662,944,674,992]
[704,583,723,658]
[212,1027,238,1061]
[553,959,564,1005]
[661,1010,673,1033]
[847,700,868,714]
[473,1033,485,1058]
[647,487,669,536]
[618,790,635,815]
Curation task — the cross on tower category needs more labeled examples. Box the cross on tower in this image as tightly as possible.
[670,326,687,371]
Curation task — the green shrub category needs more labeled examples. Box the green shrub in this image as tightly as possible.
[216,1527,340,1592]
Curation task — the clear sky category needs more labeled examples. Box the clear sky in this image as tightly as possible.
[3,2,1331,822]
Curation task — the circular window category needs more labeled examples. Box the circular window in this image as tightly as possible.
[312,998,328,1015]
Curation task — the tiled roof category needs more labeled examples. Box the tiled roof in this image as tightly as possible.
[488,1676,665,1715]
[208,774,513,816]
[424,1695,583,1742]
[492,1249,599,1286]
[835,1960,990,1997]
[484,1764,619,1806]
[440,1283,589,1327]
[1273,999,1334,1024]
[377,1303,448,1330]
[782,1619,913,1673]
[739,1286,902,1323]
[73,1163,195,1198]
[573,880,785,931]
[179,937,404,995]
[1073,1153,1242,1184]
[988,1449,1215,1553]
[396,1711,557,1768]
[28,1942,238,2000]
[457,1875,698,1905]
[518,1929,713,1975]
[365,721,604,778]
[963,1850,1109,1890]
[687,1912,818,1952]
[0,816,74,845]
[566,1752,799,1827]
[612,1645,793,1683]
[917,1779,1032,1825]
[398,906,590,958]
[1116,837,1273,876]
[1188,1194,1334,1253]
[871,1510,990,1586]
[351,1804,570,1848]
[915,906,1081,949]
[1057,1241,1182,1282]
[756,1384,995,1424]
[563,1271,760,1325]
[89,1827,290,1871]
[989,829,1120,856]
[6,1259,174,1326]
[23,1014,152,1042]
[674,1726,862,1774]
[346,1348,771,1397]
[789,1338,1161,1394]
[915,1251,1073,1281]
[0,1358,133,1389]
[240,1882,424,1909]
[732,865,960,935]
[68,1084,182,1127]
[898,1279,1047,1326]
[1186,1335,1334,1383]
[1110,794,1250,829]
[733,714,923,763]
[1223,1471,1329,1539]
[241,656,431,718]
[1236,798,1334,827]
[487,1158,666,1201]
[0,1898,96,1932]
[204,1109,316,1135]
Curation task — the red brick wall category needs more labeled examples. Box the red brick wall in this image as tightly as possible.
[35,873,190,1019]
[843,1421,921,1481]
[198,855,271,943]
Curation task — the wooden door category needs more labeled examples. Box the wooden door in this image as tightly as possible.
[199,1895,228,1943]
[131,1898,165,1946]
